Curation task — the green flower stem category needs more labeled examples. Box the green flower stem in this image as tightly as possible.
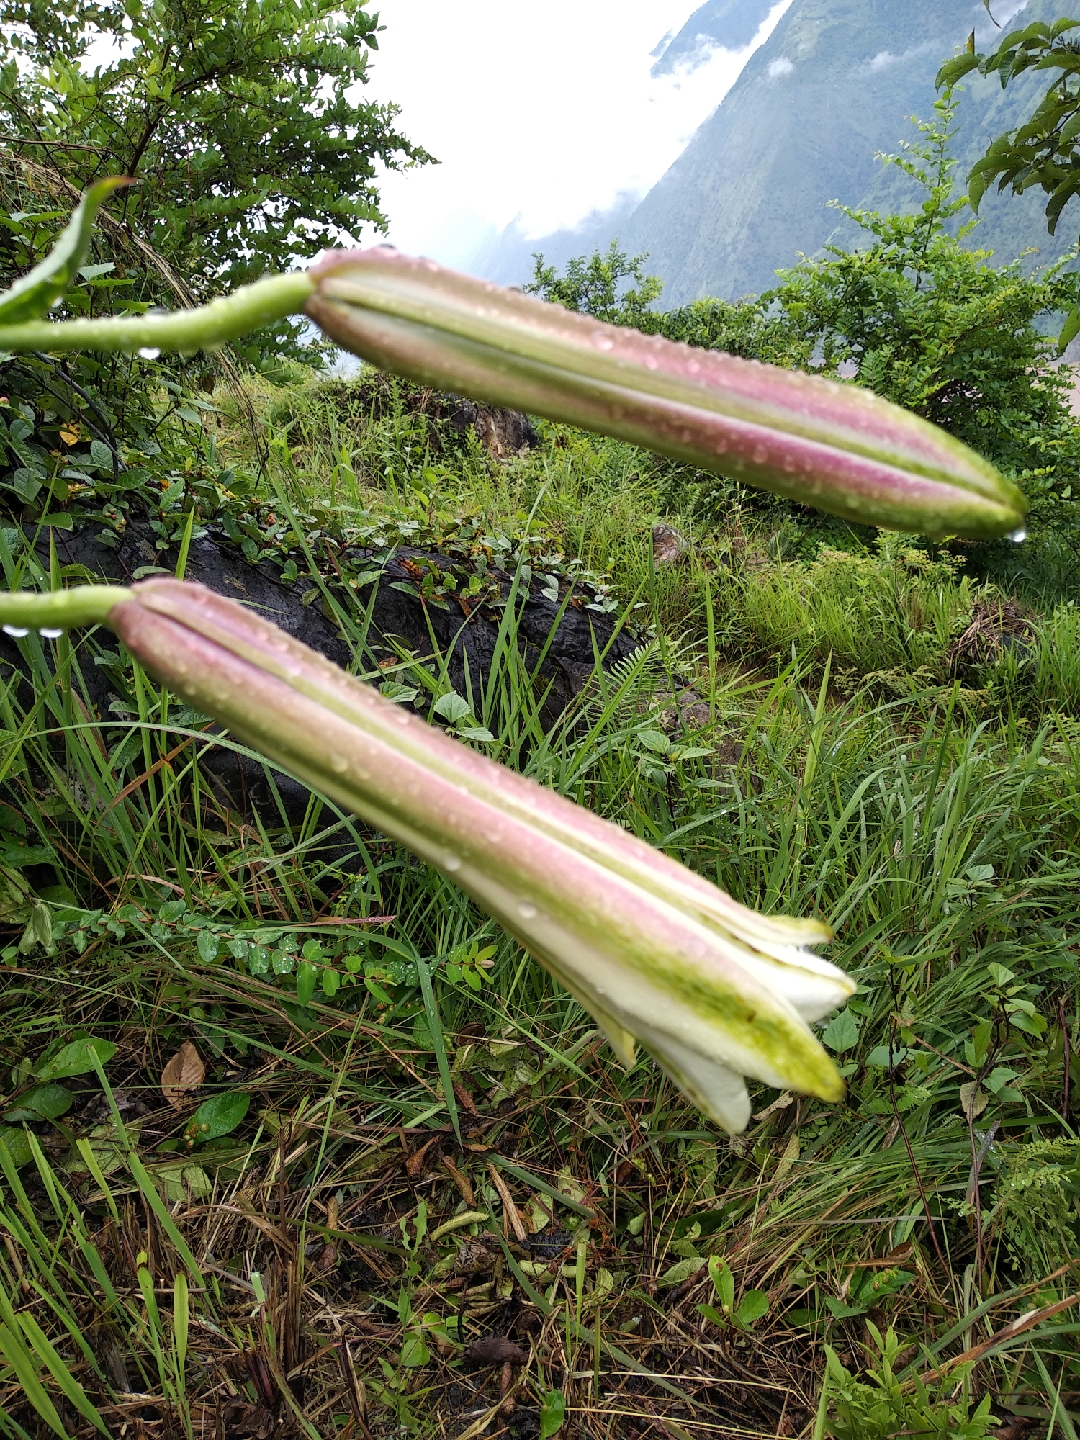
[0,585,130,630]
[0,272,314,355]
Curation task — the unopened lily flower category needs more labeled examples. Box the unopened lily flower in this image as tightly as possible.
[0,215,1025,538]
[0,579,853,1132]
[303,247,1026,540]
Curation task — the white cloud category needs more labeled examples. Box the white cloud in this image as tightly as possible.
[869,50,895,72]
[767,55,794,80]
[356,0,794,269]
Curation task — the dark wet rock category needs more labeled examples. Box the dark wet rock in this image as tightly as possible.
[2,518,637,832]
[507,1410,542,1440]
[652,521,689,565]
[314,372,539,458]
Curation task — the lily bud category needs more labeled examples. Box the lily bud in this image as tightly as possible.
[2,578,854,1132]
[305,247,1025,540]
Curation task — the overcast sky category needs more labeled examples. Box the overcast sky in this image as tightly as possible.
[357,0,793,269]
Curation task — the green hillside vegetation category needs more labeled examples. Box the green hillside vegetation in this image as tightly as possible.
[1,30,1080,1440]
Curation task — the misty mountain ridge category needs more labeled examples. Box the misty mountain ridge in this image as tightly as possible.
[479,0,1080,307]
[651,0,782,74]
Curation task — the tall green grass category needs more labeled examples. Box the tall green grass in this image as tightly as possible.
[1,372,1078,1433]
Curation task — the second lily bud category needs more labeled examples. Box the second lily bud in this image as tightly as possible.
[305,246,1025,541]
[90,576,853,1134]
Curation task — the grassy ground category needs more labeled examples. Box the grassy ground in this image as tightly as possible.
[1,370,1079,1438]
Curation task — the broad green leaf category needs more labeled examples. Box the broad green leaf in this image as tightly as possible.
[968,168,992,214]
[0,1126,33,1168]
[1058,303,1080,353]
[539,1390,566,1439]
[657,1255,704,1288]
[432,691,470,723]
[399,1332,429,1367]
[0,863,32,925]
[735,1290,769,1328]
[4,1084,74,1123]
[185,1090,249,1145]
[196,930,219,963]
[824,1295,865,1319]
[296,959,317,1006]
[708,1255,735,1313]
[18,900,52,955]
[0,177,132,326]
[34,1037,116,1081]
[935,53,980,89]
[822,1008,859,1054]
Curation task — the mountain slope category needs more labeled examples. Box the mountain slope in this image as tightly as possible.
[619,0,984,303]
[491,0,1080,304]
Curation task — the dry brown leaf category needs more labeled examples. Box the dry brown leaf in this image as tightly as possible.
[161,1041,205,1109]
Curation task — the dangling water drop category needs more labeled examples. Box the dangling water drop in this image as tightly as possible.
[2,625,29,637]
[329,753,348,774]
[1008,527,1026,543]
[39,628,64,639]
[138,346,161,360]
[517,901,538,921]
[443,853,462,873]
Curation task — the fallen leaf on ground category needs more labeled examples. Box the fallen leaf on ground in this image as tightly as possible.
[161,1042,205,1109]
[465,1336,526,1366]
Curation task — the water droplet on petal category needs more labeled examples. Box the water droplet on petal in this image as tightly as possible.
[517,901,538,921]
[2,625,29,637]
[138,346,161,360]
[1008,527,1027,543]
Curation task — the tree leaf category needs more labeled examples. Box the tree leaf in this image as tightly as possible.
[185,1090,249,1145]
[0,177,133,326]
[34,1037,116,1081]
[160,1042,205,1110]
[1058,303,1080,354]
[935,53,980,89]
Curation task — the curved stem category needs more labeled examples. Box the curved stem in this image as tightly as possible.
[0,585,130,630]
[0,271,315,354]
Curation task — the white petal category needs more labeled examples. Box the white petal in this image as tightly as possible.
[641,1035,751,1133]
[736,944,855,1023]
[522,919,803,1092]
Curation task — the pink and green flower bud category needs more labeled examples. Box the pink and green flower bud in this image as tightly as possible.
[305,247,1025,540]
[1,578,853,1132]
